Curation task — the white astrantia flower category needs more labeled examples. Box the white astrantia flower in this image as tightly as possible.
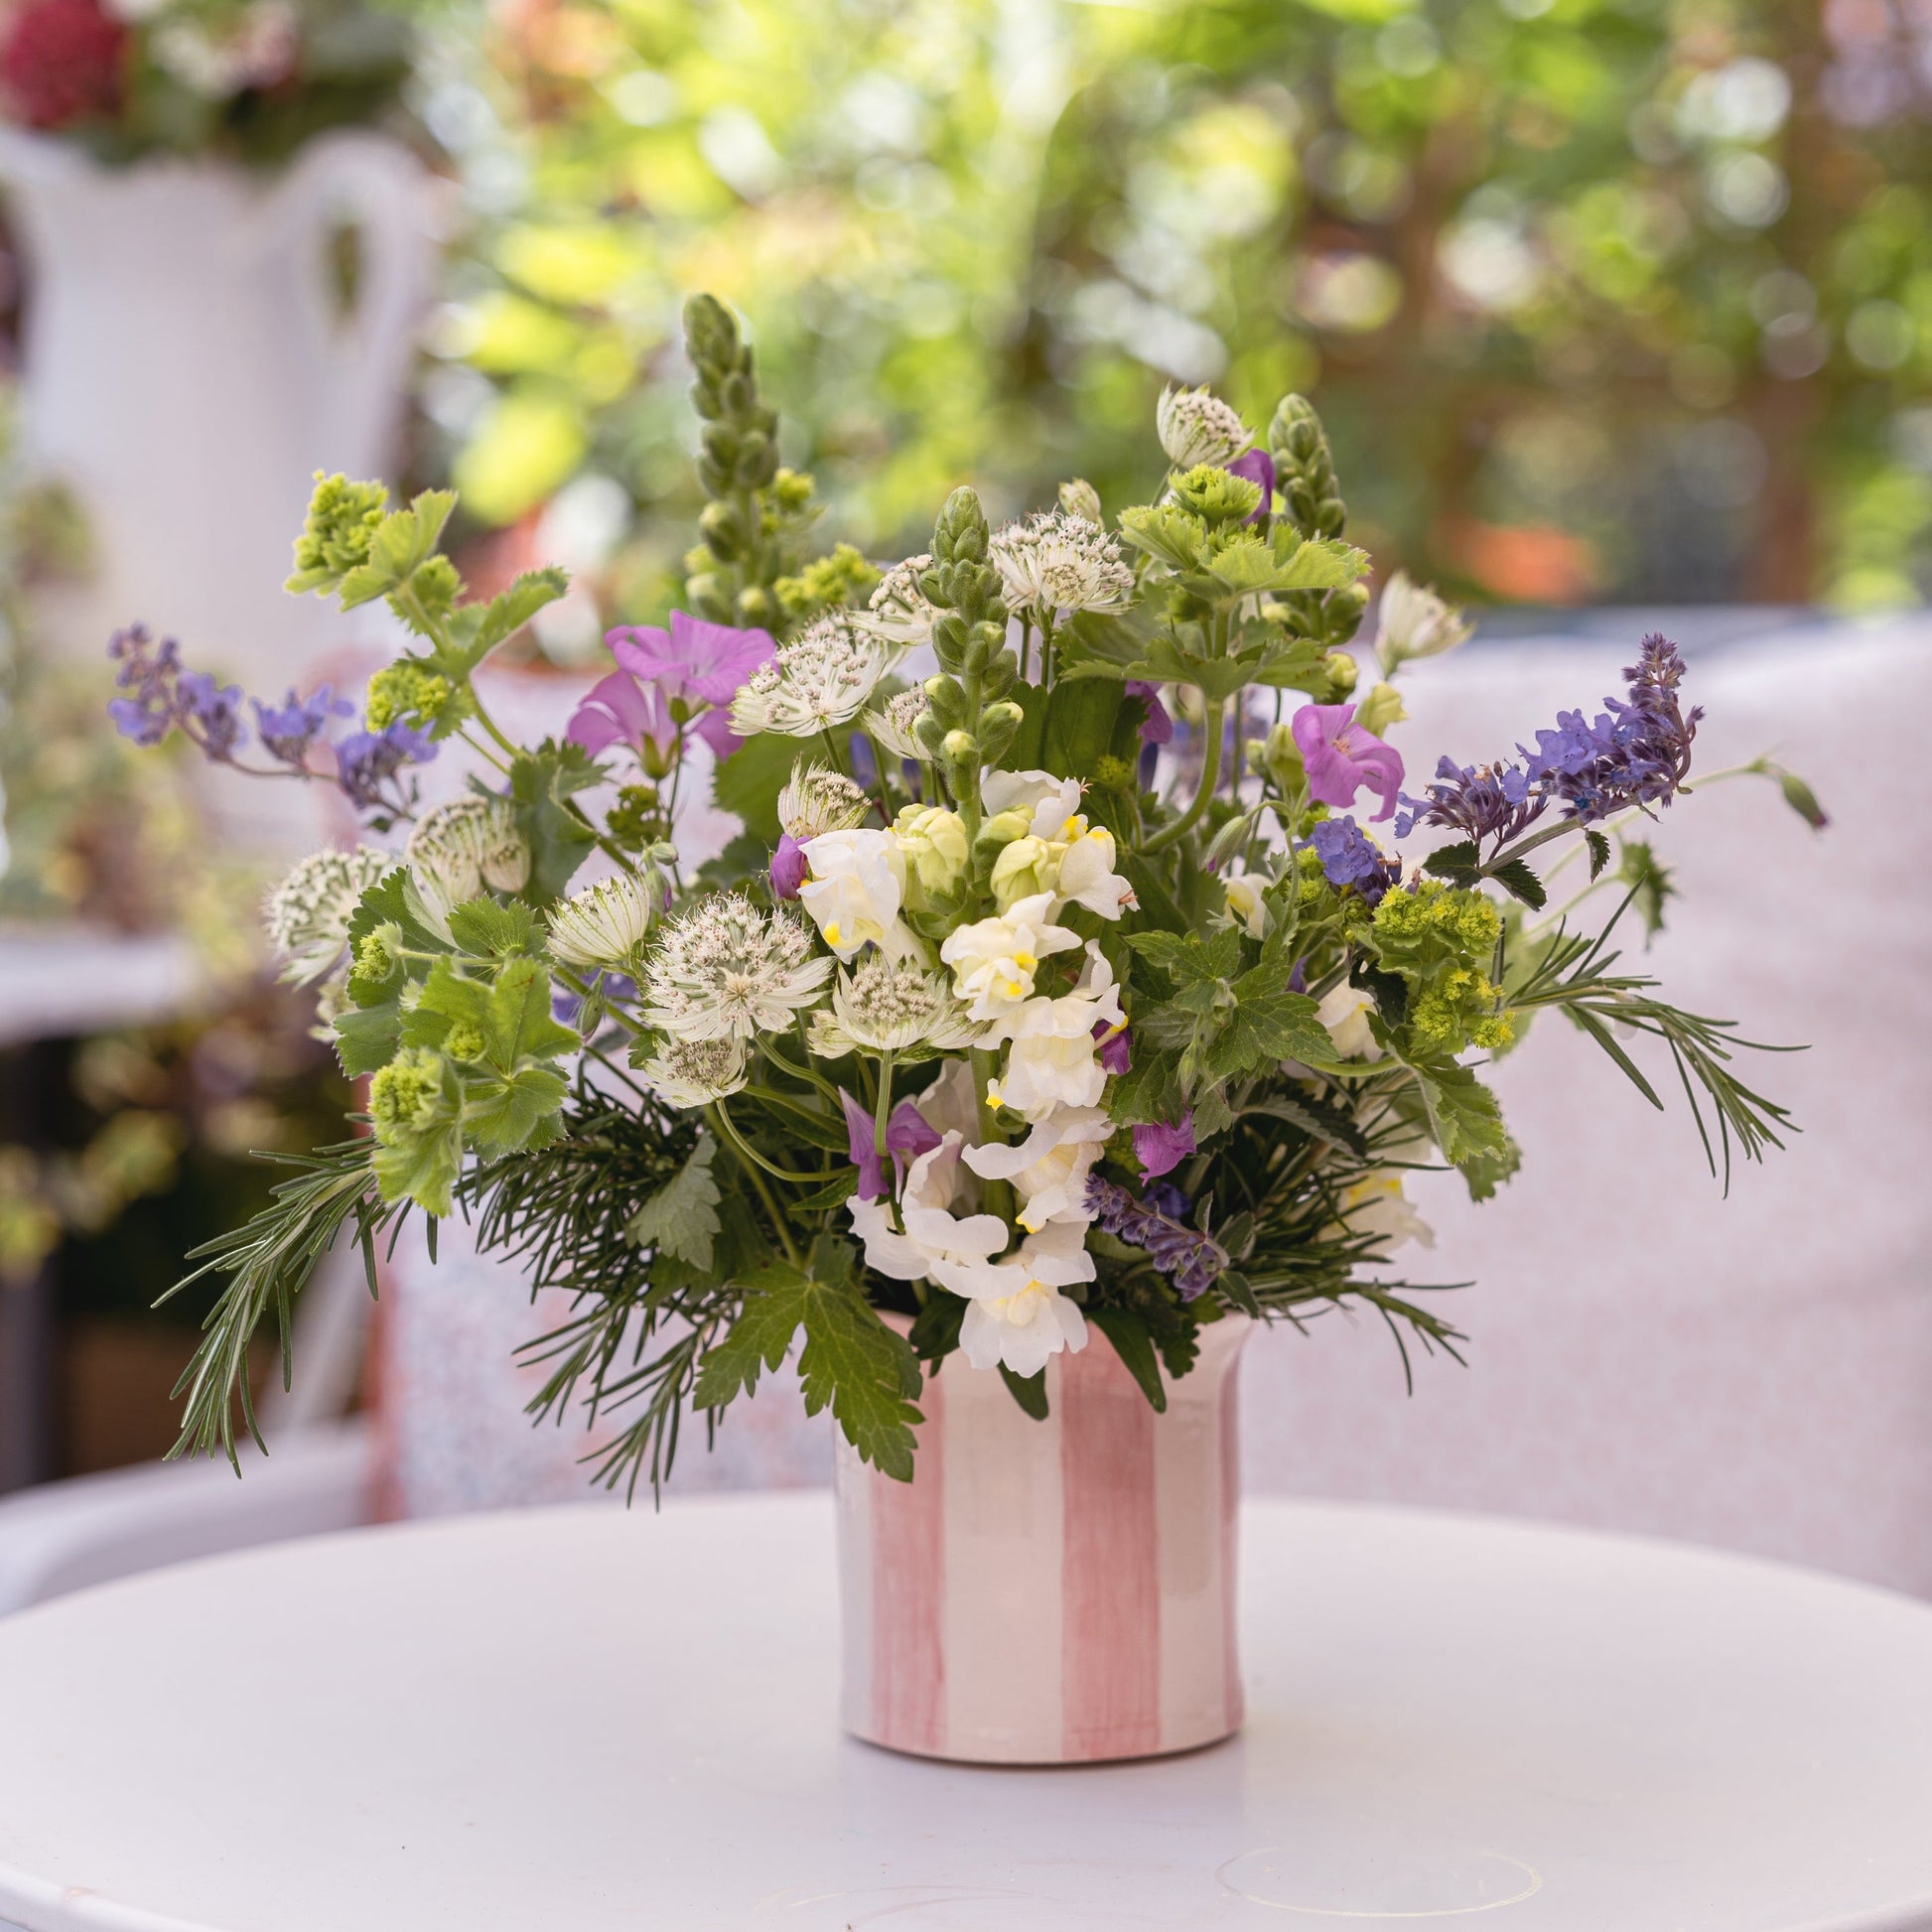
[939,892,1083,1024]
[263,845,392,986]
[1337,1173,1435,1253]
[809,957,981,1057]
[962,1105,1112,1232]
[855,553,937,647]
[546,870,655,970]
[864,688,931,760]
[797,827,909,963]
[635,1035,751,1110]
[777,760,870,842]
[730,615,899,737]
[948,1222,1094,1377]
[1375,569,1475,673]
[989,510,1135,621]
[1157,383,1250,469]
[983,944,1126,1119]
[1314,981,1383,1061]
[1219,866,1269,940]
[406,794,530,912]
[640,891,833,1042]
[981,770,1134,920]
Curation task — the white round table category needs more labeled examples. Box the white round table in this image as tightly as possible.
[2,1497,1930,1931]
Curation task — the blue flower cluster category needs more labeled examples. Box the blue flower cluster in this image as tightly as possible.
[1309,814,1401,905]
[1394,634,1699,845]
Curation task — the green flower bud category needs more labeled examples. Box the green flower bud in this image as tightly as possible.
[1323,650,1360,697]
[443,1020,486,1062]
[365,661,454,733]
[1058,478,1103,524]
[923,675,967,728]
[1355,679,1408,737]
[768,468,814,512]
[978,700,1023,765]
[1172,464,1264,525]
[699,499,747,560]
[735,585,774,626]
[286,473,389,597]
[913,710,950,759]
[941,729,977,766]
[349,923,403,992]
[1268,395,1346,540]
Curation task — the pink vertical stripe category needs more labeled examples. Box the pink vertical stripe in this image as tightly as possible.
[871,1365,946,1754]
[1060,1340,1163,1759]
[1220,1346,1244,1730]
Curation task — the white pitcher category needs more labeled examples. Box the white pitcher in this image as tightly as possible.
[0,128,437,692]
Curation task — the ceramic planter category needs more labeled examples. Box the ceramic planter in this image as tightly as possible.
[833,1314,1249,1765]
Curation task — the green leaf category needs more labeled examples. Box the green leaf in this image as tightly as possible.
[1088,1308,1168,1414]
[999,1364,1050,1420]
[1457,1135,1523,1202]
[1115,503,1209,572]
[471,568,570,662]
[1585,830,1610,882]
[712,731,798,844]
[448,897,538,958]
[1107,1042,1185,1126]
[908,1293,965,1365]
[624,1135,721,1268]
[1617,839,1677,940]
[335,1005,404,1077]
[338,489,457,609]
[508,741,602,903]
[1205,989,1333,1080]
[1423,841,1481,887]
[1407,1055,1511,1166]
[463,1061,570,1151]
[1117,853,1188,936]
[1039,678,1124,780]
[694,1250,924,1479]
[486,957,581,1064]
[1488,859,1547,909]
[1242,1087,1369,1158]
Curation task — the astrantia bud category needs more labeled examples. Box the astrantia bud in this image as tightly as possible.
[263,845,392,987]
[546,871,655,970]
[864,688,930,760]
[1375,570,1474,672]
[1058,479,1103,524]
[777,760,870,841]
[1156,385,1249,470]
[406,794,530,911]
[636,1035,751,1110]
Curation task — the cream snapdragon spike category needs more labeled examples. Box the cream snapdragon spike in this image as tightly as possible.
[152,315,1798,1492]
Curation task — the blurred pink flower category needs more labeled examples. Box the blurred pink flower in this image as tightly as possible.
[567,612,774,763]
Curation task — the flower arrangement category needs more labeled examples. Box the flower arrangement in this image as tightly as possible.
[119,295,1820,1492]
[0,0,412,165]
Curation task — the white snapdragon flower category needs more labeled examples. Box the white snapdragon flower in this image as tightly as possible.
[981,770,1134,920]
[893,803,969,902]
[1375,569,1475,673]
[962,1106,1112,1232]
[798,827,910,963]
[854,554,937,647]
[263,845,391,986]
[635,1035,751,1110]
[640,892,833,1041]
[731,616,899,737]
[865,688,931,760]
[1157,384,1250,469]
[949,1222,1094,1378]
[990,511,1135,621]
[1314,981,1384,1061]
[546,871,655,970]
[1219,866,1269,940]
[939,892,1082,1024]
[809,957,981,1057]
[777,761,870,841]
[406,794,530,912]
[848,1132,1011,1284]
[983,945,1126,1119]
[1337,1173,1435,1253]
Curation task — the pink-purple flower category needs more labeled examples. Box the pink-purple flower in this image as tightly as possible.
[1134,1112,1195,1180]
[840,1089,943,1202]
[1291,702,1405,823]
[1224,448,1276,526]
[567,612,775,767]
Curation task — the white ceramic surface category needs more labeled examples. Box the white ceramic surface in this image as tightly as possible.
[835,1317,1248,1764]
[0,131,434,695]
[2,1496,1931,1931]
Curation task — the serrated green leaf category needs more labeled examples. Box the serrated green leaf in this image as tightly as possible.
[487,957,581,1064]
[1208,989,1332,1077]
[624,1135,721,1268]
[1423,841,1482,886]
[1115,503,1208,572]
[1458,1135,1523,1202]
[508,741,602,903]
[334,1003,404,1077]
[1586,830,1610,882]
[463,1061,570,1150]
[1407,1054,1511,1165]
[1489,859,1547,909]
[471,567,570,662]
[447,897,538,957]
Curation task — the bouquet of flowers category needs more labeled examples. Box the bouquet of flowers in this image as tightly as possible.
[116,295,1818,1492]
[0,0,411,164]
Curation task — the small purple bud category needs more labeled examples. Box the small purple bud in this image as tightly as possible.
[770,832,808,900]
[1225,448,1276,526]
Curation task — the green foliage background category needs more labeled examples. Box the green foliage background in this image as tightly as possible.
[411,0,1931,626]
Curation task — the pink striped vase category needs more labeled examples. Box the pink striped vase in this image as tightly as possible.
[833,1314,1250,1765]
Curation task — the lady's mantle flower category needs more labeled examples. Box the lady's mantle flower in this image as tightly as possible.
[262,846,391,986]
[1086,1174,1226,1303]
[570,613,776,768]
[730,616,900,738]
[405,794,530,911]
[797,827,911,963]
[1157,384,1250,470]
[810,957,980,1057]
[1376,571,1474,672]
[940,893,1083,1024]
[286,473,388,597]
[635,1035,751,1111]
[1292,702,1405,822]
[546,871,655,971]
[865,688,932,760]
[641,892,832,1042]
[990,511,1135,621]
[855,554,938,647]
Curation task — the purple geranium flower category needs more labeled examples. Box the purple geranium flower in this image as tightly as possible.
[1292,702,1405,822]
[1134,1112,1195,1180]
[840,1089,942,1202]
[569,612,775,766]
[1125,678,1174,749]
[1224,447,1276,526]
[769,832,808,900]
[337,719,436,812]
[1094,1020,1132,1077]
[253,685,352,769]
[1309,815,1399,906]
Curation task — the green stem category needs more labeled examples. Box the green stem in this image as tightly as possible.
[873,1050,896,1159]
[708,1105,801,1265]
[1140,697,1226,855]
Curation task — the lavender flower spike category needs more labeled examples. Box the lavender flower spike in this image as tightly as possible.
[1086,1173,1227,1303]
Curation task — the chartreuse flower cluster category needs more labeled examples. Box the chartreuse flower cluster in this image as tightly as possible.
[124,295,1819,1495]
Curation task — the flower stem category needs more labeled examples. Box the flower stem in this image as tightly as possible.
[874,1050,896,1160]
[1140,697,1226,855]
[708,1104,802,1266]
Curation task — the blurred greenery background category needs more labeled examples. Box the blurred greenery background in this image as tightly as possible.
[408,0,1931,646]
